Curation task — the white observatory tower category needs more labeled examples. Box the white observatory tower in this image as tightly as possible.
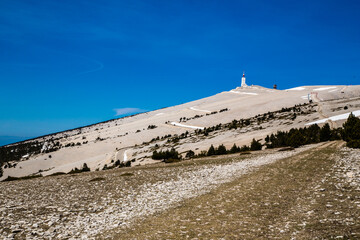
[241,71,247,87]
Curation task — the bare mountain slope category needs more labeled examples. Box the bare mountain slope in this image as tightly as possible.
[1,84,360,180]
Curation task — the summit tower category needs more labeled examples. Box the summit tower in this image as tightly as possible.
[241,72,247,87]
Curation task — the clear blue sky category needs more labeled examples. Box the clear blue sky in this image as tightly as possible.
[0,0,359,145]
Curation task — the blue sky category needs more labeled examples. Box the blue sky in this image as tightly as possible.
[0,0,359,145]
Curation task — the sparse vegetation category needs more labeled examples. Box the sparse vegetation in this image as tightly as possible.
[147,125,157,130]
[69,163,91,174]
[250,138,262,151]
[185,150,195,159]
[49,172,66,176]
[120,172,134,177]
[2,174,42,182]
[89,177,105,182]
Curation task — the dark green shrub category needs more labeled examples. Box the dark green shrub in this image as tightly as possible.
[216,144,227,155]
[89,177,105,182]
[207,145,216,156]
[152,148,179,160]
[185,150,195,159]
[342,112,360,142]
[3,174,42,182]
[346,140,360,148]
[82,163,90,172]
[320,123,331,142]
[287,129,305,148]
[120,172,134,177]
[229,144,240,153]
[49,172,66,176]
[69,167,82,174]
[250,139,262,151]
[240,145,250,152]
[164,158,181,163]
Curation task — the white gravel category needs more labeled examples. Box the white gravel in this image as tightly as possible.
[0,145,313,239]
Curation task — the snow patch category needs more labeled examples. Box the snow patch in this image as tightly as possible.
[155,113,164,116]
[305,110,360,126]
[286,87,305,91]
[229,90,258,95]
[123,150,128,162]
[170,122,204,130]
[301,95,308,100]
[313,86,337,91]
[190,107,211,113]
[328,89,338,93]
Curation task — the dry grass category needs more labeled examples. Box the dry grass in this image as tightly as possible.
[103,141,360,239]
[1,142,359,239]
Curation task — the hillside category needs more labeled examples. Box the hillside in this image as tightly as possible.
[1,141,359,239]
[1,84,360,180]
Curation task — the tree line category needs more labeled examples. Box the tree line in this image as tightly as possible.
[152,113,360,163]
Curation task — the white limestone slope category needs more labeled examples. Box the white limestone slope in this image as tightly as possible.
[1,84,360,180]
[306,110,360,126]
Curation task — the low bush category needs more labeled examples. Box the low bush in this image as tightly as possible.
[2,174,42,182]
[89,177,105,182]
[346,139,360,148]
[49,172,66,176]
[120,172,134,177]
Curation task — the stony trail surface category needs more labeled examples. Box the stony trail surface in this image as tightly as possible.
[104,141,360,239]
[0,145,314,239]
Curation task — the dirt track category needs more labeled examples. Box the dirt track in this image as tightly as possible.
[104,141,360,239]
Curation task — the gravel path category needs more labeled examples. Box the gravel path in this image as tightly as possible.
[0,146,313,239]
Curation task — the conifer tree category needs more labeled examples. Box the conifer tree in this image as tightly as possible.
[320,123,331,142]
[250,139,262,151]
[342,113,360,142]
[230,144,240,153]
[216,144,227,155]
[207,145,216,156]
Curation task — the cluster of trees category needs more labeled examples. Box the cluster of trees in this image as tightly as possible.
[140,104,315,151]
[227,104,314,131]
[64,142,81,147]
[179,108,229,123]
[342,113,360,148]
[147,125,157,129]
[184,141,260,159]
[264,113,360,149]
[183,114,360,160]
[114,160,131,168]
[228,119,251,130]
[150,134,172,143]
[195,124,222,136]
[179,115,203,122]
[0,141,46,177]
[167,131,189,143]
[265,123,341,148]
[68,163,91,174]
[280,105,304,113]
[0,141,42,163]
[152,148,180,161]
[204,140,261,157]
[103,160,131,170]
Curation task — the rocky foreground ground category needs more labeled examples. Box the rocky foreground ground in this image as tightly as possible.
[1,141,359,239]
